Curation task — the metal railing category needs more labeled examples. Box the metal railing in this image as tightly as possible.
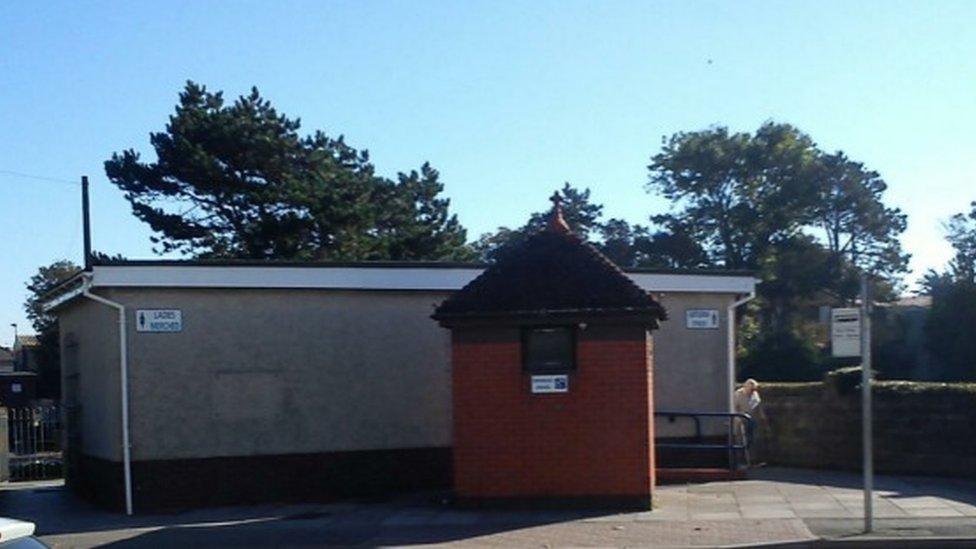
[655,410,754,472]
[7,406,63,481]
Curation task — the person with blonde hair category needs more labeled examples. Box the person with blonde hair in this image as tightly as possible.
[733,379,764,467]
[734,378,761,415]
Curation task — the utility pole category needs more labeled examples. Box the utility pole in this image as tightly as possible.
[861,273,874,533]
[82,175,92,269]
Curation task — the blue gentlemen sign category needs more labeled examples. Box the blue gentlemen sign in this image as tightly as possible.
[136,309,183,333]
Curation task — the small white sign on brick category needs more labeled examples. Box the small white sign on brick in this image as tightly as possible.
[531,375,568,394]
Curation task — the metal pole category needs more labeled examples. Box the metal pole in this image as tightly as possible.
[861,273,873,533]
[81,176,92,270]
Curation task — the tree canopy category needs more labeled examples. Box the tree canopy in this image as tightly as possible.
[23,259,80,399]
[25,260,80,335]
[647,123,821,271]
[646,123,908,285]
[940,202,976,284]
[921,202,976,381]
[811,152,909,292]
[472,183,708,269]
[646,122,910,380]
[105,81,470,261]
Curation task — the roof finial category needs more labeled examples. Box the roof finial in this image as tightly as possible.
[548,192,571,233]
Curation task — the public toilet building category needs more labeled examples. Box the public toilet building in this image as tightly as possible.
[45,219,755,512]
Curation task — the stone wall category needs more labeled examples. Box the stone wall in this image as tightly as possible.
[757,375,976,478]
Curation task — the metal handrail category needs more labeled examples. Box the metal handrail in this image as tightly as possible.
[654,410,754,472]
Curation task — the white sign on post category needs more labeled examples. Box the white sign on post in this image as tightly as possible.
[686,309,719,329]
[136,309,183,333]
[531,375,568,394]
[831,307,861,357]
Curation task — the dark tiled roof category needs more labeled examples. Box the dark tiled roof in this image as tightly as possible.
[433,227,667,325]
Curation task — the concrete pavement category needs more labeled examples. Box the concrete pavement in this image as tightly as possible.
[3,468,976,547]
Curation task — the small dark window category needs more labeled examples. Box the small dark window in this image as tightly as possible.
[523,327,575,373]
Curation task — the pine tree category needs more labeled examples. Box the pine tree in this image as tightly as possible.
[106,81,469,260]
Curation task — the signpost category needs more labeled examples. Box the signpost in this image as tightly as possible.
[831,274,873,533]
[830,308,861,357]
[860,275,874,534]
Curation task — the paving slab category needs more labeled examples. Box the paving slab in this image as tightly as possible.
[8,468,976,547]
[805,516,976,540]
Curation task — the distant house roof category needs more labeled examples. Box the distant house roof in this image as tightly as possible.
[14,335,39,348]
[893,295,932,308]
[433,201,667,326]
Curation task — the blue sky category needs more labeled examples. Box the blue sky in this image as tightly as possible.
[2,1,974,346]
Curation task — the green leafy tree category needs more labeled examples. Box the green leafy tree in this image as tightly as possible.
[370,164,473,260]
[923,276,976,381]
[472,183,708,268]
[648,123,911,380]
[24,260,81,399]
[738,327,826,382]
[921,202,976,380]
[811,151,909,297]
[758,235,837,327]
[598,220,709,269]
[106,81,468,260]
[470,227,519,263]
[647,122,821,270]
[472,183,605,262]
[597,219,648,268]
[942,202,976,283]
[523,184,605,241]
[25,260,80,335]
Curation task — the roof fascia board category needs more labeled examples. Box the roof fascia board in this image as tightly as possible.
[628,272,758,294]
[92,265,479,291]
[91,265,756,294]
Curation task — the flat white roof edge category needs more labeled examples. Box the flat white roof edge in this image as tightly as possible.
[90,265,756,294]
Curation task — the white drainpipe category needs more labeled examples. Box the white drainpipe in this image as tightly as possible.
[81,275,133,516]
[727,290,756,413]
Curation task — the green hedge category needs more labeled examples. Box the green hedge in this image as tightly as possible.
[757,382,821,396]
[873,380,976,396]
[758,370,976,398]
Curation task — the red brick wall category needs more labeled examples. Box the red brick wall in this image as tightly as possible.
[451,324,655,502]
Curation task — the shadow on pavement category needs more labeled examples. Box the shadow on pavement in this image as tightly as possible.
[750,467,976,506]
[3,482,610,547]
